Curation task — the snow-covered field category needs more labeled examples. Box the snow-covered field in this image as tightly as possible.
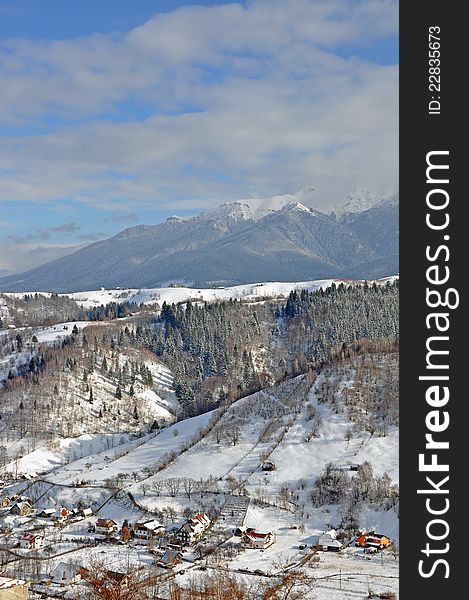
[46,411,213,486]
[2,275,399,310]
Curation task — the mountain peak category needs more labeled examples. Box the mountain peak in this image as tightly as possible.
[166,215,189,223]
[201,201,253,223]
[280,201,312,214]
[332,189,380,217]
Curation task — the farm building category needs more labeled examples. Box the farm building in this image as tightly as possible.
[50,562,82,586]
[318,530,342,552]
[38,508,56,519]
[159,549,183,568]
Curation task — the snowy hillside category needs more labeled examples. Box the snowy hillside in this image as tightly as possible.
[0,276,399,599]
[0,276,398,314]
[62,276,396,309]
[0,353,398,599]
[65,279,340,308]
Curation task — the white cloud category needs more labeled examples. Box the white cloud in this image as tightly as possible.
[0,0,398,213]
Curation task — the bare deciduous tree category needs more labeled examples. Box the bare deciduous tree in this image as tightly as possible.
[165,478,181,498]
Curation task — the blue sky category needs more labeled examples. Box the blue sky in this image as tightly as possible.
[0,0,398,274]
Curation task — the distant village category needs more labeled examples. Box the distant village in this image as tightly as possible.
[0,477,395,599]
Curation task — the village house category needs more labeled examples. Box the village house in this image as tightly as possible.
[54,507,72,523]
[356,531,392,549]
[81,508,93,518]
[38,508,56,519]
[241,530,274,550]
[0,576,30,600]
[261,461,276,471]
[0,525,12,535]
[19,532,44,550]
[233,525,250,537]
[80,568,130,592]
[133,520,165,541]
[95,518,118,535]
[318,530,343,552]
[0,497,11,509]
[177,513,210,545]
[9,501,32,517]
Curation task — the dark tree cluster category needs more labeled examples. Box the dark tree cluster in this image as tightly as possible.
[278,281,398,364]
[311,461,399,520]
[82,301,139,321]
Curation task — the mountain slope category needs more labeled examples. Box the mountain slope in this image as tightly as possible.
[0,195,398,292]
[337,194,399,278]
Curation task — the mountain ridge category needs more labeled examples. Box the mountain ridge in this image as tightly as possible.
[0,191,398,292]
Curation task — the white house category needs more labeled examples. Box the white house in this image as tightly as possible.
[242,530,274,549]
[133,520,165,541]
[95,518,118,535]
[20,532,44,550]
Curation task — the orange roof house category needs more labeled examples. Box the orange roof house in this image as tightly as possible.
[356,532,392,549]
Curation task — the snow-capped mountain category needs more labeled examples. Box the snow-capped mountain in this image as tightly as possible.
[236,185,319,221]
[332,188,381,217]
[0,190,398,293]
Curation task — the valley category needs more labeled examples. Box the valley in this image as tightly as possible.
[0,278,399,599]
